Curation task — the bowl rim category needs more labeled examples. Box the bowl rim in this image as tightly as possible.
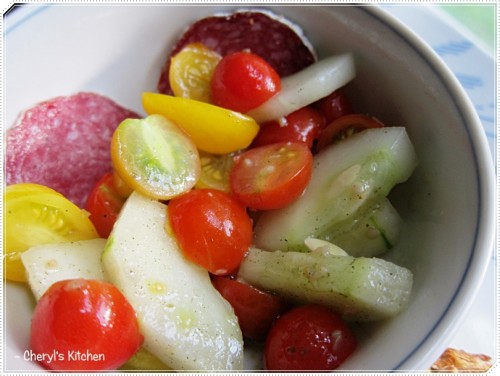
[362,4,496,371]
[3,3,497,372]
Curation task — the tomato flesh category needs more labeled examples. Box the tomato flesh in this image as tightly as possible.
[111,114,200,200]
[313,88,353,124]
[168,189,253,275]
[252,106,324,149]
[230,142,313,210]
[4,183,98,282]
[195,150,237,192]
[85,172,126,238]
[211,51,281,113]
[265,304,357,371]
[211,276,289,341]
[316,114,384,151]
[30,279,143,371]
[169,42,222,102]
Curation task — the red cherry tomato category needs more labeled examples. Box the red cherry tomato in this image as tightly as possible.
[85,172,126,238]
[316,114,385,151]
[251,107,325,149]
[168,189,253,275]
[264,304,357,371]
[211,276,289,341]
[211,51,281,113]
[30,279,143,371]
[230,142,313,210]
[313,88,353,124]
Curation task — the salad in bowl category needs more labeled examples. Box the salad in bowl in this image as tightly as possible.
[4,5,494,372]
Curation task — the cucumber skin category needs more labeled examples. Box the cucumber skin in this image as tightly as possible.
[101,192,243,371]
[253,127,417,252]
[238,247,413,322]
[119,347,171,371]
[327,198,402,257]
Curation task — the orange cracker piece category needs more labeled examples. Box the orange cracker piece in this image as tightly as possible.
[430,348,493,373]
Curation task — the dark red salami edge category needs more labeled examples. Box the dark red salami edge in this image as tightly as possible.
[6,92,140,208]
[158,10,316,94]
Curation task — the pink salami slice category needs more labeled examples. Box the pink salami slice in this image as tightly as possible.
[6,92,140,208]
[158,11,316,94]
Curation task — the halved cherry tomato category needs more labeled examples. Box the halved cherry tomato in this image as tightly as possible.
[211,51,281,113]
[230,142,313,210]
[4,183,98,282]
[85,172,126,238]
[142,92,259,154]
[30,278,143,371]
[313,88,353,124]
[168,189,253,276]
[264,304,357,371]
[251,106,325,149]
[211,276,289,341]
[195,150,237,192]
[169,42,222,102]
[316,114,384,151]
[111,114,200,200]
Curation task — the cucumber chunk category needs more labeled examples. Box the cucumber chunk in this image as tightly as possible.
[101,192,243,371]
[238,247,413,322]
[119,347,171,371]
[327,198,402,257]
[21,238,106,300]
[253,127,417,252]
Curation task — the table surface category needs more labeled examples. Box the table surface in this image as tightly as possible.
[381,2,497,369]
[438,4,496,54]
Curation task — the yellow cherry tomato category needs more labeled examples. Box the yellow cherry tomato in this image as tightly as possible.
[169,42,222,103]
[111,114,200,200]
[112,171,134,199]
[142,93,260,154]
[4,183,99,282]
[195,151,237,192]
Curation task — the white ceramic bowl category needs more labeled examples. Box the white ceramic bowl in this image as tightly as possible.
[4,4,495,372]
